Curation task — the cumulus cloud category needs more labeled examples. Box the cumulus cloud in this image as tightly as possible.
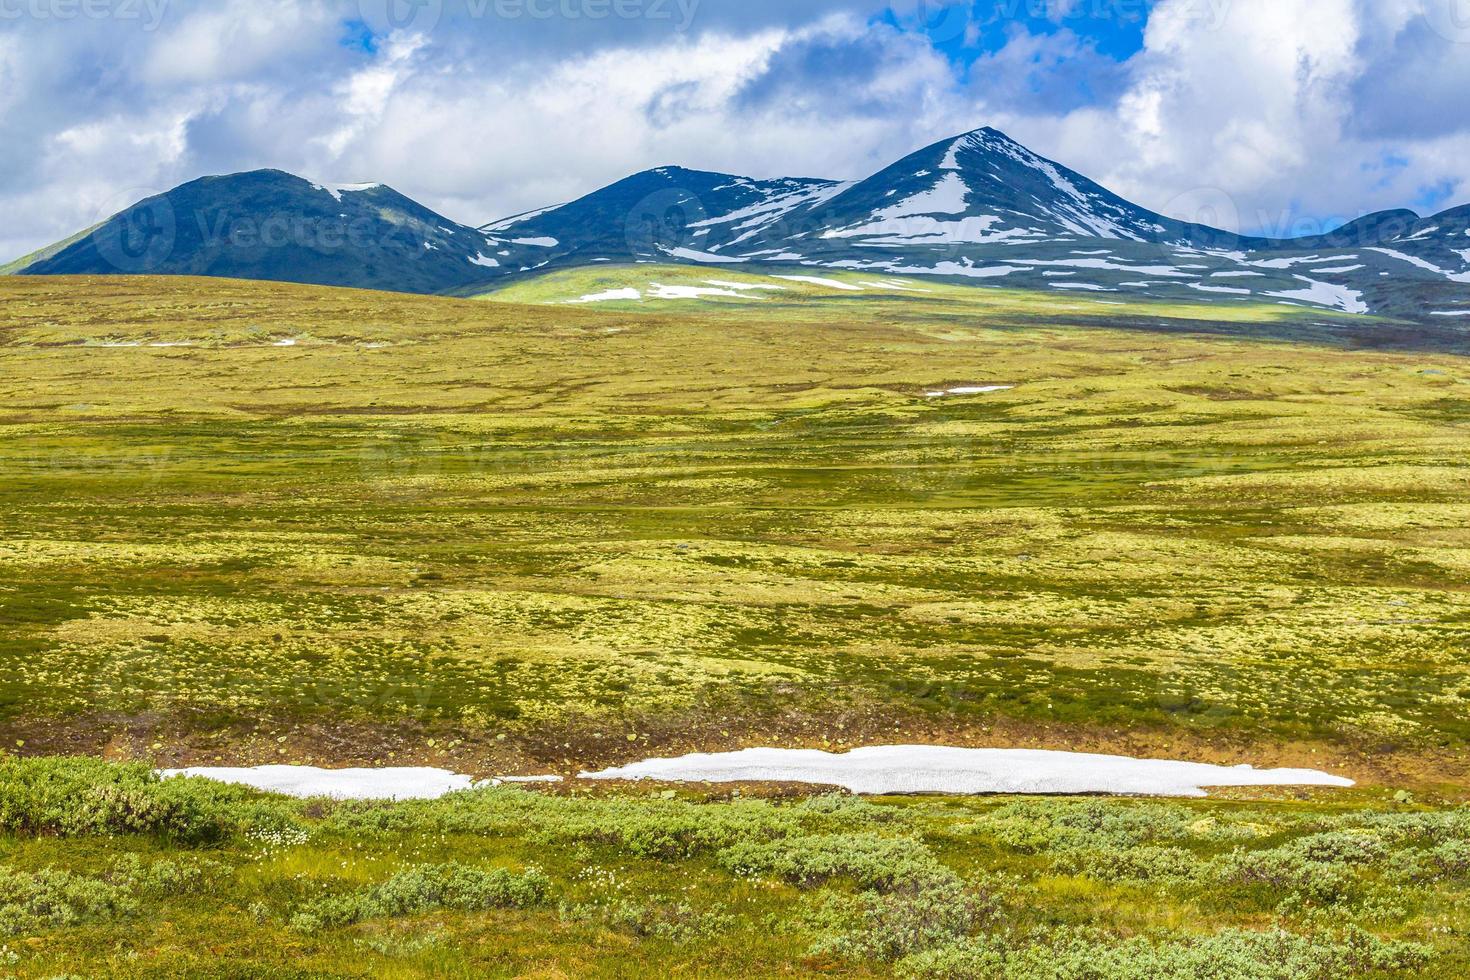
[1,0,1468,258]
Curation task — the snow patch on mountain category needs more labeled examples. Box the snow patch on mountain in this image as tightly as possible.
[773,275,862,291]
[569,288,641,303]
[312,182,382,202]
[875,172,970,219]
[1267,277,1368,313]
[1369,247,1470,283]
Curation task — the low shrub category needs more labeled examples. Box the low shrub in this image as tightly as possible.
[0,867,136,937]
[0,757,288,844]
[896,926,1433,980]
[718,833,956,893]
[290,863,550,933]
[560,898,734,942]
[810,877,1004,962]
[1213,847,1356,904]
[1052,845,1202,884]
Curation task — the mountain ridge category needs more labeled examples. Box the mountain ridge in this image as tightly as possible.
[10,127,1470,321]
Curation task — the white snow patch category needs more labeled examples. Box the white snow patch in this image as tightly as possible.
[885,261,1022,279]
[163,766,477,801]
[1429,310,1470,317]
[481,204,562,233]
[1307,265,1363,274]
[875,172,970,219]
[1190,283,1252,296]
[1249,255,1348,270]
[704,280,785,291]
[647,283,758,300]
[513,237,559,248]
[925,385,1014,398]
[1015,258,1191,278]
[580,746,1354,798]
[939,133,981,170]
[1051,282,1115,291]
[772,275,863,291]
[1266,277,1368,314]
[469,252,500,268]
[272,338,298,347]
[568,288,641,304]
[856,280,931,292]
[1368,247,1470,283]
[660,246,748,264]
[313,182,382,203]
[823,214,1036,246]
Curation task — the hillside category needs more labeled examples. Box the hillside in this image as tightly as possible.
[10,130,1470,320]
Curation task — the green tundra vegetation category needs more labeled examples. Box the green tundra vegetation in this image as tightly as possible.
[0,270,1467,975]
[0,757,1467,978]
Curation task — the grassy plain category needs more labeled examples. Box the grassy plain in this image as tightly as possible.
[2,271,1469,976]
[0,270,1467,786]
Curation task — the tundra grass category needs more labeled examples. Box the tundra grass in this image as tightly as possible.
[0,275,1467,783]
[0,758,1467,978]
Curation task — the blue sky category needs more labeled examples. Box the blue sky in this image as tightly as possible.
[2,0,1468,259]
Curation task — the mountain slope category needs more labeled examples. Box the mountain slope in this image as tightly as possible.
[11,131,1470,320]
[17,170,512,295]
[481,166,847,266]
[728,128,1264,260]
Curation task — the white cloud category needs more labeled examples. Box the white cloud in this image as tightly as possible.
[1,0,1469,259]
[985,0,1470,235]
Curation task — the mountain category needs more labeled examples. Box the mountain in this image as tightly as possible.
[729,128,1269,259]
[479,166,848,266]
[9,130,1470,320]
[13,170,512,294]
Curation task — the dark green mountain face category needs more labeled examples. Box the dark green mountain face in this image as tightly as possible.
[12,131,1470,320]
[22,170,508,295]
[481,166,845,265]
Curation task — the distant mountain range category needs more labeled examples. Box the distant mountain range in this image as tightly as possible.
[8,127,1470,320]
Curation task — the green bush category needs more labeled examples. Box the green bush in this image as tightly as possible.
[896,926,1432,980]
[810,878,1003,962]
[0,867,136,937]
[1213,847,1356,904]
[0,757,284,844]
[718,833,956,893]
[1053,845,1202,884]
[559,898,734,942]
[290,863,550,933]
[331,789,805,860]
[975,801,1197,854]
